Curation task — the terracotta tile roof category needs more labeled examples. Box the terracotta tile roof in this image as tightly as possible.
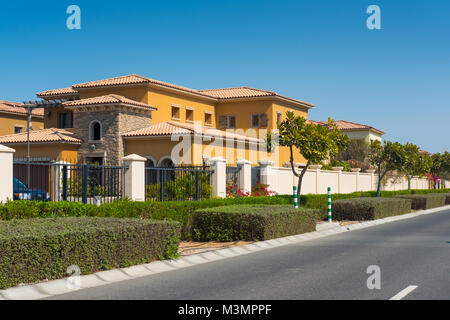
[0,128,81,145]
[0,100,44,117]
[199,86,313,107]
[37,74,313,107]
[71,74,214,99]
[123,121,261,143]
[310,119,384,134]
[199,87,276,99]
[62,94,157,110]
[36,87,79,98]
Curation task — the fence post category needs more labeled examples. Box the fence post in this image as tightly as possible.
[258,160,274,190]
[122,154,146,201]
[0,145,15,203]
[195,170,200,201]
[82,164,88,204]
[62,165,68,201]
[237,159,252,195]
[210,157,226,198]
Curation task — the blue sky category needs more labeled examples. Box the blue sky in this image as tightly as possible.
[1,0,449,153]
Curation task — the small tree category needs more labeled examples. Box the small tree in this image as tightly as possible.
[368,140,407,197]
[278,112,349,200]
[402,143,432,191]
[430,151,450,188]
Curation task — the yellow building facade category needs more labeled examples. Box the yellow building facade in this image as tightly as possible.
[0,101,44,136]
[0,74,314,167]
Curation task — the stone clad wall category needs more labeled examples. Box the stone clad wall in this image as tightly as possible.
[74,108,151,165]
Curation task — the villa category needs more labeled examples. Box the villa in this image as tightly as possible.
[0,74,314,166]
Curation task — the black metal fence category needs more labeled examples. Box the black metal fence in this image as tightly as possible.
[226,165,241,187]
[145,166,213,201]
[13,160,127,204]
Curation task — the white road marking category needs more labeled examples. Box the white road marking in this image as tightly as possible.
[389,285,418,300]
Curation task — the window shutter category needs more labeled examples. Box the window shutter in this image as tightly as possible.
[260,113,268,127]
[219,116,227,128]
[228,116,236,128]
[251,114,259,128]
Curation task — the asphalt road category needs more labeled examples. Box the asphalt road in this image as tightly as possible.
[49,208,450,300]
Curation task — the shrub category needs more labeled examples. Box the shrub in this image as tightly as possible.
[192,205,319,241]
[332,197,412,221]
[445,193,450,205]
[394,194,446,210]
[0,217,181,289]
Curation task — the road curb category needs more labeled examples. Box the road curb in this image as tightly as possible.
[1,204,449,300]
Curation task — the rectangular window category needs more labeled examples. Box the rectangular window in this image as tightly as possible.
[205,112,212,126]
[228,115,236,128]
[219,115,236,128]
[251,113,268,128]
[251,114,260,128]
[186,108,194,122]
[14,126,23,134]
[59,113,71,129]
[171,105,180,120]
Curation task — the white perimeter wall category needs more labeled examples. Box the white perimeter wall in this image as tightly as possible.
[268,167,430,195]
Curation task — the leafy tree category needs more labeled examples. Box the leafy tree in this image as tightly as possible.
[368,140,408,197]
[335,139,370,163]
[277,112,349,200]
[402,143,432,191]
[430,151,450,188]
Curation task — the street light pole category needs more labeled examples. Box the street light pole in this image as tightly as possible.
[25,105,34,187]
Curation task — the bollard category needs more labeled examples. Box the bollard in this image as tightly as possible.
[328,187,332,222]
[293,186,298,208]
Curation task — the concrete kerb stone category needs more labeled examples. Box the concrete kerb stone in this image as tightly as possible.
[1,205,449,300]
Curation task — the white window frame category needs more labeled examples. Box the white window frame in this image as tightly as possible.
[204,111,213,126]
[185,107,194,123]
[171,104,181,121]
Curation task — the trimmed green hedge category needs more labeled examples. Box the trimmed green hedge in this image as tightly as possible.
[332,197,412,221]
[192,205,319,242]
[0,196,294,239]
[1,189,447,240]
[0,217,181,289]
[394,194,447,210]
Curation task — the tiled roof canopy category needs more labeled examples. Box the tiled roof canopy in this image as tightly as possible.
[71,74,214,99]
[199,87,313,106]
[36,74,313,107]
[309,119,384,135]
[36,87,80,98]
[123,121,261,143]
[62,94,157,111]
[0,128,81,144]
[0,100,44,117]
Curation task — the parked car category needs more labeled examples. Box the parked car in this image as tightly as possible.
[13,177,50,201]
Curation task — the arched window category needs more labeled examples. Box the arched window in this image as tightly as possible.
[89,121,102,141]
[158,156,175,167]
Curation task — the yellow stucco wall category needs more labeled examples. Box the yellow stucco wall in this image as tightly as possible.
[79,86,149,103]
[124,136,260,166]
[0,113,44,136]
[147,87,216,126]
[8,144,78,162]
